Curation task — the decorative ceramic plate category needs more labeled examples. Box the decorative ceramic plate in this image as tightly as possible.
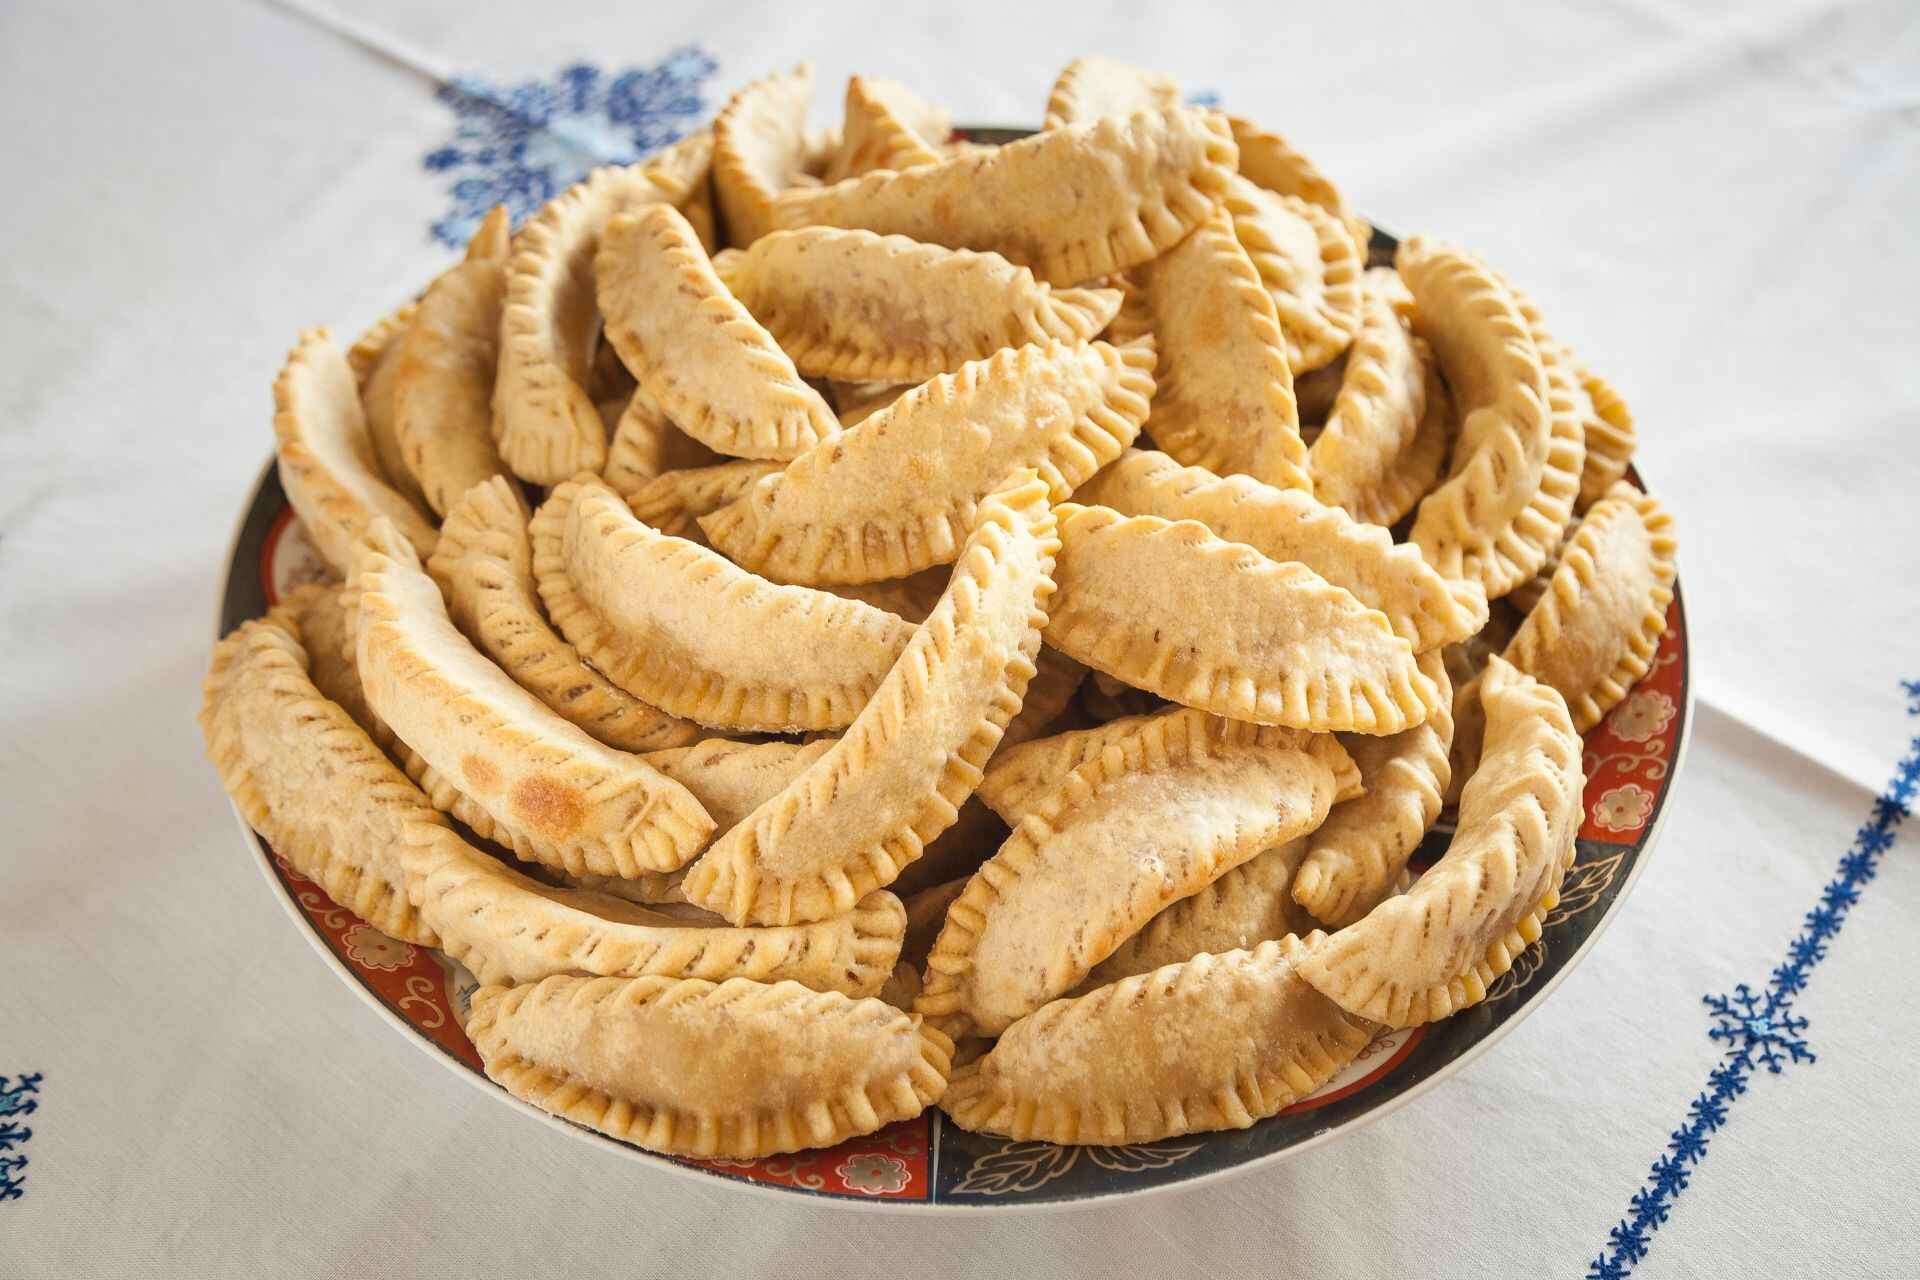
[217,159,1691,1209]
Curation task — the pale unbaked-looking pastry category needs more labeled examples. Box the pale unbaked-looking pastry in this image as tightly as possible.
[1296,657,1583,1027]
[1227,115,1366,252]
[917,710,1358,1036]
[597,203,839,461]
[346,301,431,513]
[713,228,1122,384]
[699,340,1153,585]
[626,460,783,541]
[1078,449,1487,653]
[1043,56,1181,130]
[274,328,439,575]
[975,706,1177,825]
[426,476,701,752]
[1129,204,1310,491]
[351,519,715,877]
[1042,502,1442,733]
[199,614,440,945]
[712,65,819,246]
[682,473,1058,926]
[1503,482,1676,732]
[1291,650,1455,928]
[392,206,511,517]
[399,821,902,994]
[1223,177,1364,374]
[599,385,722,499]
[641,738,836,832]
[824,75,950,182]
[467,973,952,1158]
[1400,238,1580,600]
[494,163,667,484]
[533,477,916,732]
[1081,837,1319,988]
[942,936,1372,1145]
[773,108,1238,287]
[1572,356,1637,511]
[1307,270,1441,527]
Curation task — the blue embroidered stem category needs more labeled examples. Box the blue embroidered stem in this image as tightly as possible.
[0,1073,42,1202]
[1588,681,1920,1279]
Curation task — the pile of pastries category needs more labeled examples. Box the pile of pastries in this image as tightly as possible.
[201,56,1678,1157]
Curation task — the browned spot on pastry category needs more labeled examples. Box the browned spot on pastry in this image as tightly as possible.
[461,753,502,794]
[510,774,586,837]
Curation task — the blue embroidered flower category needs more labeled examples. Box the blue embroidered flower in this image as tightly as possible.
[423,49,719,247]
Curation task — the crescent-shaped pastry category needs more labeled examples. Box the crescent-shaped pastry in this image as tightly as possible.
[467,973,953,1158]
[273,328,438,575]
[494,164,665,484]
[1572,356,1637,511]
[1503,482,1676,731]
[713,65,817,246]
[199,614,440,945]
[351,520,715,877]
[1042,502,1443,733]
[426,476,700,752]
[398,821,902,993]
[975,707,1177,825]
[1307,270,1440,526]
[941,936,1371,1144]
[1295,657,1583,1027]
[641,128,713,211]
[346,302,431,512]
[917,710,1357,1035]
[1291,650,1455,928]
[1130,205,1309,491]
[1223,177,1363,374]
[599,385,721,499]
[1077,449,1487,652]
[823,75,949,182]
[392,206,511,517]
[596,202,839,461]
[699,339,1153,585]
[627,460,783,542]
[1081,839,1318,988]
[642,738,836,832]
[772,108,1239,287]
[270,582,383,742]
[532,477,917,732]
[712,228,1122,384]
[1043,56,1181,129]
[1401,239,1582,600]
[682,473,1059,926]
[1227,115,1369,257]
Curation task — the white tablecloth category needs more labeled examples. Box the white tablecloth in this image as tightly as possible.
[4,1,1918,1275]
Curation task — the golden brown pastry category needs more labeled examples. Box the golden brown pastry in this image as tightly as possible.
[699,340,1153,584]
[773,108,1238,286]
[682,473,1058,925]
[468,973,952,1157]
[942,936,1371,1144]
[1295,657,1582,1026]
[531,477,916,732]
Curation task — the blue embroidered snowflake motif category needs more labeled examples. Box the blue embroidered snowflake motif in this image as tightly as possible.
[423,48,719,247]
[1588,683,1919,1278]
[1705,984,1814,1074]
[0,1073,41,1202]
